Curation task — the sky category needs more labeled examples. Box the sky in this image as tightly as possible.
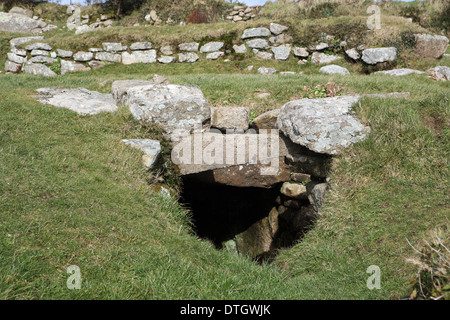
[54,0,415,6]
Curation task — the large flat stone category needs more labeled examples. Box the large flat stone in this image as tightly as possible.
[34,87,118,115]
[362,47,397,65]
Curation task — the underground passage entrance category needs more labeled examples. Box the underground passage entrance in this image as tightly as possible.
[180,176,319,263]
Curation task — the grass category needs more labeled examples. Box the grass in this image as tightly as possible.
[0,54,448,299]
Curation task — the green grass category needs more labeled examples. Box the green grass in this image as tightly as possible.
[0,56,448,299]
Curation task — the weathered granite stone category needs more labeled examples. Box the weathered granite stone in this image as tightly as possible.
[34,87,117,115]
[309,42,329,51]
[200,41,224,53]
[160,45,173,55]
[0,12,45,33]
[250,109,280,131]
[319,64,350,75]
[257,67,277,75]
[111,80,154,103]
[56,49,73,58]
[277,95,370,155]
[94,52,121,63]
[178,42,199,52]
[269,22,288,35]
[361,47,397,65]
[211,106,250,131]
[293,47,309,58]
[10,47,27,57]
[129,42,153,50]
[242,27,271,39]
[23,64,56,77]
[206,51,225,60]
[157,56,176,64]
[233,44,247,53]
[30,49,50,57]
[414,34,449,59]
[73,51,94,62]
[117,83,211,133]
[269,34,293,46]
[7,52,27,64]
[121,139,161,169]
[345,48,360,60]
[256,51,273,60]
[306,181,329,212]
[122,50,156,64]
[28,56,55,64]
[61,60,91,75]
[375,68,424,77]
[178,52,199,63]
[5,60,22,73]
[281,182,307,200]
[311,52,340,64]
[246,38,270,50]
[271,44,291,60]
[102,42,127,52]
[25,42,52,51]
[10,36,44,48]
[427,66,450,81]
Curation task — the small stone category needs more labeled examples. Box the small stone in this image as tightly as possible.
[361,47,397,65]
[23,64,56,77]
[246,38,270,50]
[25,42,52,51]
[250,109,279,130]
[160,45,173,56]
[427,66,450,81]
[256,51,273,60]
[311,52,340,64]
[7,53,27,64]
[211,106,250,131]
[290,173,311,183]
[281,182,307,200]
[242,27,271,39]
[56,49,73,58]
[178,42,199,52]
[200,42,224,53]
[306,181,329,212]
[271,44,291,60]
[30,49,50,57]
[29,56,55,64]
[345,48,360,60]
[293,47,309,58]
[88,60,106,69]
[121,139,161,169]
[178,52,199,63]
[122,51,157,64]
[206,51,225,60]
[102,42,127,52]
[157,56,176,64]
[269,22,288,35]
[257,67,277,75]
[319,64,350,75]
[5,61,22,73]
[233,44,247,54]
[130,42,153,50]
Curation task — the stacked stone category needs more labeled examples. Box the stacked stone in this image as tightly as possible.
[66,5,114,35]
[225,5,261,22]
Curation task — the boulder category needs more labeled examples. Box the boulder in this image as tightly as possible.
[271,44,291,60]
[211,106,250,131]
[269,23,288,35]
[242,27,271,39]
[0,12,45,34]
[319,64,350,75]
[61,60,91,75]
[246,38,270,50]
[178,52,199,63]
[277,95,370,155]
[414,34,449,59]
[121,139,161,169]
[178,42,199,52]
[23,64,56,77]
[121,50,157,64]
[427,66,450,81]
[9,7,33,18]
[117,83,211,134]
[34,87,118,115]
[361,47,397,65]
[311,52,340,64]
[200,42,224,53]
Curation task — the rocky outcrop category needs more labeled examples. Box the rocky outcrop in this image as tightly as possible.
[0,12,48,34]
[225,5,261,23]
